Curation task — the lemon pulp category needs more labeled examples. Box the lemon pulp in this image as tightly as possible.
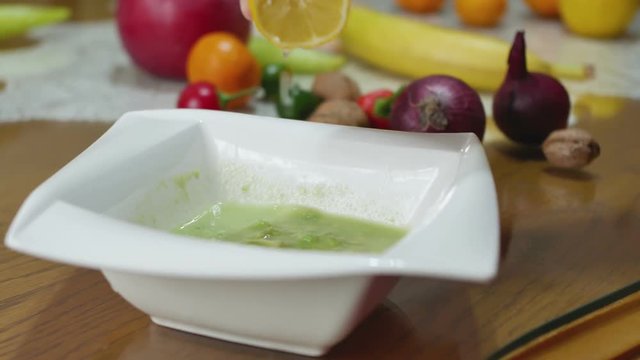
[249,0,350,49]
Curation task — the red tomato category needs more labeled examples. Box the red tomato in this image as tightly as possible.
[177,82,221,110]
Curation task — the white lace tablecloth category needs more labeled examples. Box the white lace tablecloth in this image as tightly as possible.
[0,0,638,123]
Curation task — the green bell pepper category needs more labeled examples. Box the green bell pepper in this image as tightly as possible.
[261,63,287,101]
[276,84,323,120]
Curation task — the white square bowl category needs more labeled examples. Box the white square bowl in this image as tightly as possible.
[5,109,499,356]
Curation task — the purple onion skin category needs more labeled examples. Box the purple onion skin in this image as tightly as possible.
[390,75,486,141]
[493,31,570,145]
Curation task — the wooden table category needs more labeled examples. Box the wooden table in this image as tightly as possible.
[1,1,640,359]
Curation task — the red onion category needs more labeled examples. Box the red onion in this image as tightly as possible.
[390,75,486,140]
[493,31,570,145]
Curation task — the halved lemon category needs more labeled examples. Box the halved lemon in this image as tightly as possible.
[249,0,350,49]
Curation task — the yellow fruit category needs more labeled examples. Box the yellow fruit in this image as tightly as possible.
[559,0,638,38]
[341,5,591,92]
[249,0,351,49]
[573,94,626,120]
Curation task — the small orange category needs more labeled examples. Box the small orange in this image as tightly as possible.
[187,32,261,109]
[396,0,445,13]
[455,0,507,27]
[525,0,559,17]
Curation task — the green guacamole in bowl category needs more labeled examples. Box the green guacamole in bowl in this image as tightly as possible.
[173,202,408,254]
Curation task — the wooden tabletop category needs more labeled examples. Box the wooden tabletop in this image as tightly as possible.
[1,1,640,359]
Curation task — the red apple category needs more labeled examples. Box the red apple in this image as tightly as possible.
[116,0,251,79]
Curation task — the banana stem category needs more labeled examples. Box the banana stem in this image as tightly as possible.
[549,63,595,80]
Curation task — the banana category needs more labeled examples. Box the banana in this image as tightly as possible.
[340,6,590,92]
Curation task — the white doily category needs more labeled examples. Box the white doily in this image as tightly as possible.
[0,21,202,122]
[0,1,638,123]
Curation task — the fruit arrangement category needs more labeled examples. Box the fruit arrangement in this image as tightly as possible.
[113,0,603,169]
[116,0,251,79]
[392,0,638,38]
[394,0,509,27]
[0,0,606,170]
[341,5,591,92]
[175,26,598,168]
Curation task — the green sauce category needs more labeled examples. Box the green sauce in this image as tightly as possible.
[173,202,407,253]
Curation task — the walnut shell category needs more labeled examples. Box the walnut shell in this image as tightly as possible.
[308,99,368,127]
[542,128,600,169]
[311,72,361,101]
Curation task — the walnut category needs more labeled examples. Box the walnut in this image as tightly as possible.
[308,99,368,127]
[311,72,361,101]
[542,128,600,169]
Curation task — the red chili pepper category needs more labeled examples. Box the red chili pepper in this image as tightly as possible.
[357,89,394,129]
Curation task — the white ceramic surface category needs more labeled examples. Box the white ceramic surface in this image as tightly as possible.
[5,109,500,356]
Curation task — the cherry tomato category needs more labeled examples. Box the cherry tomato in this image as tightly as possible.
[177,82,221,110]
[186,32,261,109]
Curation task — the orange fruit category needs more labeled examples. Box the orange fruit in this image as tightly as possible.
[396,0,445,13]
[525,0,559,17]
[455,0,507,27]
[186,32,261,109]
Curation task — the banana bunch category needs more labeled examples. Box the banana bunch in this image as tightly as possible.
[340,6,590,92]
